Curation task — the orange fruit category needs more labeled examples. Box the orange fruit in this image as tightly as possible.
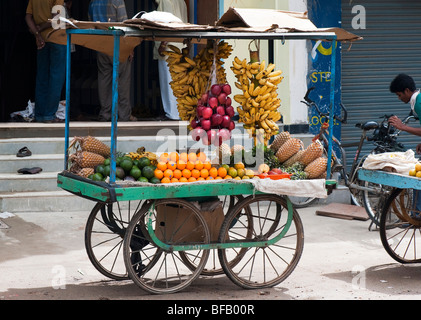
[203,161,212,170]
[206,176,214,180]
[167,161,177,170]
[195,160,204,171]
[209,167,218,178]
[161,177,171,183]
[217,166,227,178]
[188,177,197,182]
[200,168,209,179]
[164,169,174,179]
[197,151,207,162]
[173,169,182,180]
[215,176,223,180]
[154,169,164,180]
[191,169,200,179]
[179,177,188,183]
[171,178,179,183]
[169,152,179,162]
[224,175,232,179]
[182,169,192,179]
[157,161,168,171]
[197,177,205,181]
[159,152,169,163]
[179,152,188,163]
[186,161,195,171]
[177,160,186,170]
[188,152,197,162]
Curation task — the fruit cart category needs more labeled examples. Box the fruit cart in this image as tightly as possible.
[55,14,354,294]
[358,169,421,263]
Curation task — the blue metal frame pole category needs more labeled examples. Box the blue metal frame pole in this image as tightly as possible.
[109,31,121,184]
[64,32,72,170]
[326,37,337,179]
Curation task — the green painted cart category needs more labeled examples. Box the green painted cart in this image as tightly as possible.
[57,25,340,294]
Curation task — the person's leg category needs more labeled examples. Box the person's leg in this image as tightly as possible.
[96,52,113,121]
[46,43,67,121]
[158,59,180,120]
[117,59,133,121]
[34,45,50,122]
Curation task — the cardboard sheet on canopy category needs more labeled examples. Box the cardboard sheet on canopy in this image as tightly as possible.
[47,7,361,61]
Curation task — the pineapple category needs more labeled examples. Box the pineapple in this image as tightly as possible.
[70,136,110,158]
[283,150,304,167]
[217,143,231,164]
[77,168,95,178]
[275,138,303,163]
[69,151,105,169]
[300,141,324,166]
[270,131,291,152]
[304,157,327,179]
[231,144,244,155]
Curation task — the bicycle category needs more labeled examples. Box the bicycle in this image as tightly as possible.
[290,87,417,229]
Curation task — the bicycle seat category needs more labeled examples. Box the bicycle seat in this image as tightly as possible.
[356,121,379,131]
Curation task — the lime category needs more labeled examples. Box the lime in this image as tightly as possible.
[138,177,149,183]
[116,156,123,166]
[149,177,161,184]
[103,158,111,166]
[222,164,230,171]
[92,173,103,181]
[133,159,140,167]
[95,164,105,175]
[103,165,111,178]
[138,157,151,168]
[130,166,142,180]
[142,165,155,180]
[88,174,94,180]
[120,158,133,173]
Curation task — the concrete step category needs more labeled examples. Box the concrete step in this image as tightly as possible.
[0,172,61,192]
[0,154,65,173]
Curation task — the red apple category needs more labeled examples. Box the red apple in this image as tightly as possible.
[207,129,217,143]
[211,84,222,96]
[225,97,232,107]
[229,121,235,131]
[216,106,226,116]
[202,107,213,119]
[191,127,205,141]
[201,92,209,104]
[218,128,231,141]
[190,119,199,129]
[211,113,223,127]
[208,97,218,109]
[196,105,205,117]
[201,134,210,145]
[225,106,235,118]
[218,93,227,105]
[221,115,231,128]
[222,84,231,95]
[201,119,211,131]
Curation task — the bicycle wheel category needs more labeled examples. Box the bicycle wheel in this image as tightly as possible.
[123,198,210,294]
[288,196,317,208]
[85,200,143,280]
[363,181,393,227]
[218,194,304,289]
[380,188,421,263]
[178,195,248,276]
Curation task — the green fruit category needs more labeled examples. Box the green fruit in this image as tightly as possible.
[133,159,140,167]
[138,177,149,183]
[130,166,142,180]
[95,164,105,175]
[92,173,103,181]
[138,157,151,168]
[103,158,111,166]
[149,177,161,184]
[142,165,155,180]
[120,158,133,173]
[116,167,125,179]
[88,174,94,180]
[103,165,111,178]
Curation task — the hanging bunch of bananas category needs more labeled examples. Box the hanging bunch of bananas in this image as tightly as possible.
[163,40,233,124]
[232,57,283,145]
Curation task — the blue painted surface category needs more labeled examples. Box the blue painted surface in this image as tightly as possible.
[359,169,421,190]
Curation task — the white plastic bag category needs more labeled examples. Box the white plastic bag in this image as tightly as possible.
[362,150,418,175]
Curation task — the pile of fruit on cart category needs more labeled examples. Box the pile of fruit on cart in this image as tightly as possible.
[67,131,328,184]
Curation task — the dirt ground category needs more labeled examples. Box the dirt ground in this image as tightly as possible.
[1,204,421,302]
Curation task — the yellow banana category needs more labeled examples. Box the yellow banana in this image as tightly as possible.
[167,44,181,54]
[265,63,276,73]
[184,57,197,67]
[268,70,283,77]
[259,60,266,72]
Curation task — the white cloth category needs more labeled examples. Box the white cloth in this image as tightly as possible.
[410,89,420,117]
[362,149,418,175]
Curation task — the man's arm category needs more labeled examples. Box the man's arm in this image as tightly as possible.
[25,13,45,50]
[389,115,421,136]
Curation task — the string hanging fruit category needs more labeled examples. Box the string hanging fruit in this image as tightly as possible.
[232,40,283,145]
[163,40,233,125]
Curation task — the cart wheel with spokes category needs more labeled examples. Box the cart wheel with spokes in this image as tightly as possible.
[178,195,250,276]
[380,188,421,263]
[123,198,210,294]
[218,194,304,289]
[84,200,144,280]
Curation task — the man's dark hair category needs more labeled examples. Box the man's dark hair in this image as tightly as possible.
[390,73,416,93]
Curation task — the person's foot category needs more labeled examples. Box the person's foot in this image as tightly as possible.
[129,115,138,121]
